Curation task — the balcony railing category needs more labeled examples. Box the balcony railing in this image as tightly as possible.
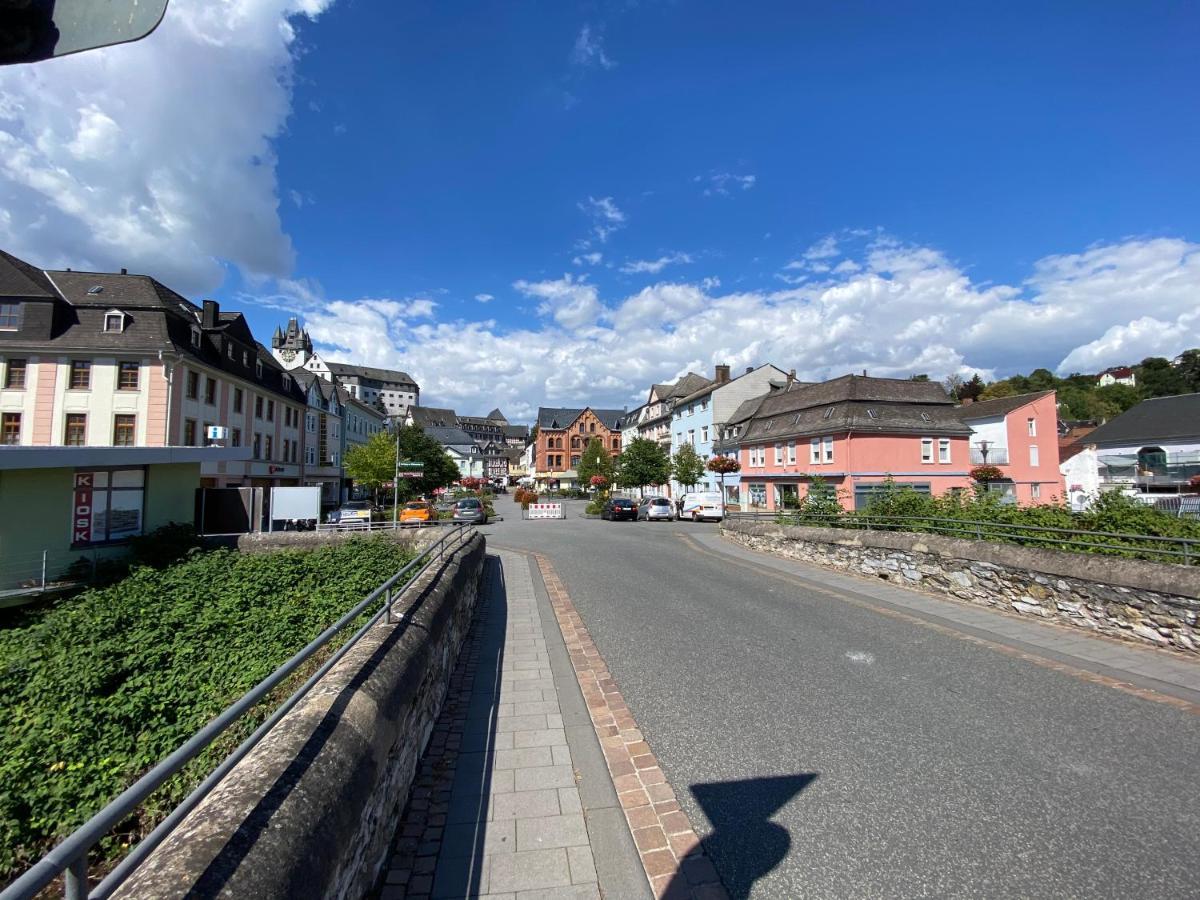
[970,447,1009,465]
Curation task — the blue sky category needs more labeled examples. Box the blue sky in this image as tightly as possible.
[2,1,1198,418]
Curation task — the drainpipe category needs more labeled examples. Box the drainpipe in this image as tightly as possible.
[157,350,180,445]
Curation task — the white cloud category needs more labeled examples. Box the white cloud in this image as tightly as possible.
[474,293,494,303]
[573,252,603,266]
[571,25,615,70]
[281,236,1200,417]
[577,196,626,244]
[697,171,756,197]
[0,0,333,294]
[619,252,693,274]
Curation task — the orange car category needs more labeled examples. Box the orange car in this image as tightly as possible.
[399,500,433,525]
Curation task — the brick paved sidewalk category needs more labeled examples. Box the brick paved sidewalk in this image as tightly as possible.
[375,551,646,899]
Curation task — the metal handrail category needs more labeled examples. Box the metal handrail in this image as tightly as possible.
[725,511,1198,564]
[2,525,473,900]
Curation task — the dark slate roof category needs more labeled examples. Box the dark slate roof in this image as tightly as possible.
[727,393,771,426]
[325,361,417,386]
[743,399,971,442]
[486,408,507,422]
[0,250,57,298]
[424,425,478,449]
[1084,394,1200,446]
[536,407,626,431]
[956,391,1053,421]
[409,406,459,428]
[503,424,530,439]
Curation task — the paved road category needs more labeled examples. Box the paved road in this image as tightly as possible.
[483,499,1200,899]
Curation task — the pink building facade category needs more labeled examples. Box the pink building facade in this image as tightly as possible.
[733,377,1062,512]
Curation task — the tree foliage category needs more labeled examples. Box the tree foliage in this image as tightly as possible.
[345,427,460,503]
[343,431,397,502]
[615,437,671,492]
[576,436,614,487]
[670,444,706,490]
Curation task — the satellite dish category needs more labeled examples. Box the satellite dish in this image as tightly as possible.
[0,0,169,66]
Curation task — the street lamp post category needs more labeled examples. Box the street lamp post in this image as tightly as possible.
[392,423,400,529]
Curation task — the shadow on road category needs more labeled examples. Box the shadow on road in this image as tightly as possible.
[668,773,817,899]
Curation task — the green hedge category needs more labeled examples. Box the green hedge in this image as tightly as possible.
[774,480,1200,564]
[0,535,414,884]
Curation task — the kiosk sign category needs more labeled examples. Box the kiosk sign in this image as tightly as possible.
[73,473,94,543]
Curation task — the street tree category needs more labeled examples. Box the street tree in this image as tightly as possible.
[671,444,706,492]
[344,431,396,505]
[615,437,671,496]
[1175,348,1200,392]
[576,436,614,488]
[395,425,461,502]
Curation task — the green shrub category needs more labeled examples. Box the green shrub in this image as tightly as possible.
[585,499,604,515]
[0,536,414,883]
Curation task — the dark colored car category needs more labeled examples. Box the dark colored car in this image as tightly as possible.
[452,497,488,525]
[601,498,637,521]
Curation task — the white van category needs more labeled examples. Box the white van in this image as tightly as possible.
[680,492,725,522]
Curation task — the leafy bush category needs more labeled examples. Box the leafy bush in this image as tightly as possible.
[585,499,604,515]
[0,536,414,883]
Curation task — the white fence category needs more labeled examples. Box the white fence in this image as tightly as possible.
[525,503,565,520]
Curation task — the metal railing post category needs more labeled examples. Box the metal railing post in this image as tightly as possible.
[64,855,87,900]
[41,550,47,592]
[384,586,391,625]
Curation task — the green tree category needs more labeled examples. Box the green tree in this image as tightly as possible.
[1027,368,1059,391]
[959,373,986,402]
[615,437,671,495]
[942,373,964,399]
[978,380,1017,400]
[344,431,397,505]
[909,373,930,382]
[395,425,461,501]
[576,436,614,488]
[1094,383,1141,416]
[1175,349,1200,392]
[1137,356,1187,398]
[670,444,706,491]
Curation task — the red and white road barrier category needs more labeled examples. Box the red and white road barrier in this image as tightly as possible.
[525,503,565,520]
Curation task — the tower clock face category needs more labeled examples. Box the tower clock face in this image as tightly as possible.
[281,349,296,362]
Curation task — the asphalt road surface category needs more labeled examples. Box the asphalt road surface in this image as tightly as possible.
[483,499,1200,899]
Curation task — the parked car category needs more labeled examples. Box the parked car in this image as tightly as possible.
[637,496,675,521]
[453,497,488,525]
[399,500,433,525]
[601,498,637,521]
[329,499,372,527]
[680,492,725,522]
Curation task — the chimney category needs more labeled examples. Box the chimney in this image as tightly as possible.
[862,369,867,377]
[787,369,796,384]
[745,366,754,375]
[120,267,127,275]
[202,299,219,329]
[715,364,731,384]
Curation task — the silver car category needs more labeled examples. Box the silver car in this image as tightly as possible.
[637,497,675,521]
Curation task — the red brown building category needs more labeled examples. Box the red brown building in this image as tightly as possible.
[533,406,625,489]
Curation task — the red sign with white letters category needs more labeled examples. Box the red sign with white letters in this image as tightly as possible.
[73,473,94,543]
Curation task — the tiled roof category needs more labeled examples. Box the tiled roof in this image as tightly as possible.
[1084,393,1200,446]
[324,361,417,386]
[743,399,972,442]
[424,425,479,449]
[956,391,1053,420]
[408,406,460,428]
[0,250,57,298]
[536,407,625,431]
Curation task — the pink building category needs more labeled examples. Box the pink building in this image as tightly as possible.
[734,375,1061,511]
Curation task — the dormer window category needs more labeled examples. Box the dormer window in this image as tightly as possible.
[255,359,263,378]
[867,409,878,419]
[227,341,235,359]
[103,310,127,333]
[190,326,201,348]
[86,285,104,295]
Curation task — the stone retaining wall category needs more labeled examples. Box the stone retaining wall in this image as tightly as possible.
[723,521,1200,655]
[118,532,487,900]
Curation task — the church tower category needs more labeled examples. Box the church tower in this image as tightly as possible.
[270,317,314,370]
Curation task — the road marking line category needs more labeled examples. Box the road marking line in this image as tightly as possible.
[676,533,1200,716]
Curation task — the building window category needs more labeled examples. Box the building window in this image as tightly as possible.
[1029,445,1039,467]
[117,361,139,390]
[70,468,146,546]
[69,360,92,389]
[234,387,244,413]
[0,302,21,329]
[589,422,596,433]
[774,443,783,465]
[701,426,709,443]
[204,377,217,405]
[612,438,619,450]
[190,327,201,348]
[255,395,263,419]
[264,435,273,460]
[787,441,796,464]
[578,423,586,433]
[938,438,951,463]
[571,455,581,467]
[113,414,136,446]
[921,437,934,463]
[1,412,20,444]
[255,359,263,378]
[231,427,241,447]
[103,311,125,333]
[701,399,708,411]
[227,342,235,359]
[822,436,834,463]
[4,358,26,389]
[186,370,199,399]
[183,419,197,445]
[64,413,87,445]
[1027,418,1036,437]
[689,429,696,447]
[810,438,820,464]
[1031,483,1042,500]
[267,399,275,422]
[253,433,262,459]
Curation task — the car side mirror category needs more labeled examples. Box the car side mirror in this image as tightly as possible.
[1,0,169,65]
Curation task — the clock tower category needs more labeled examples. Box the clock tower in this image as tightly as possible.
[270,317,314,370]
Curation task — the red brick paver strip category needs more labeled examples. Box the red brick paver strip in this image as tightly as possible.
[534,553,729,900]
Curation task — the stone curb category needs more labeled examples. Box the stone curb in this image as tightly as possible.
[533,553,729,900]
